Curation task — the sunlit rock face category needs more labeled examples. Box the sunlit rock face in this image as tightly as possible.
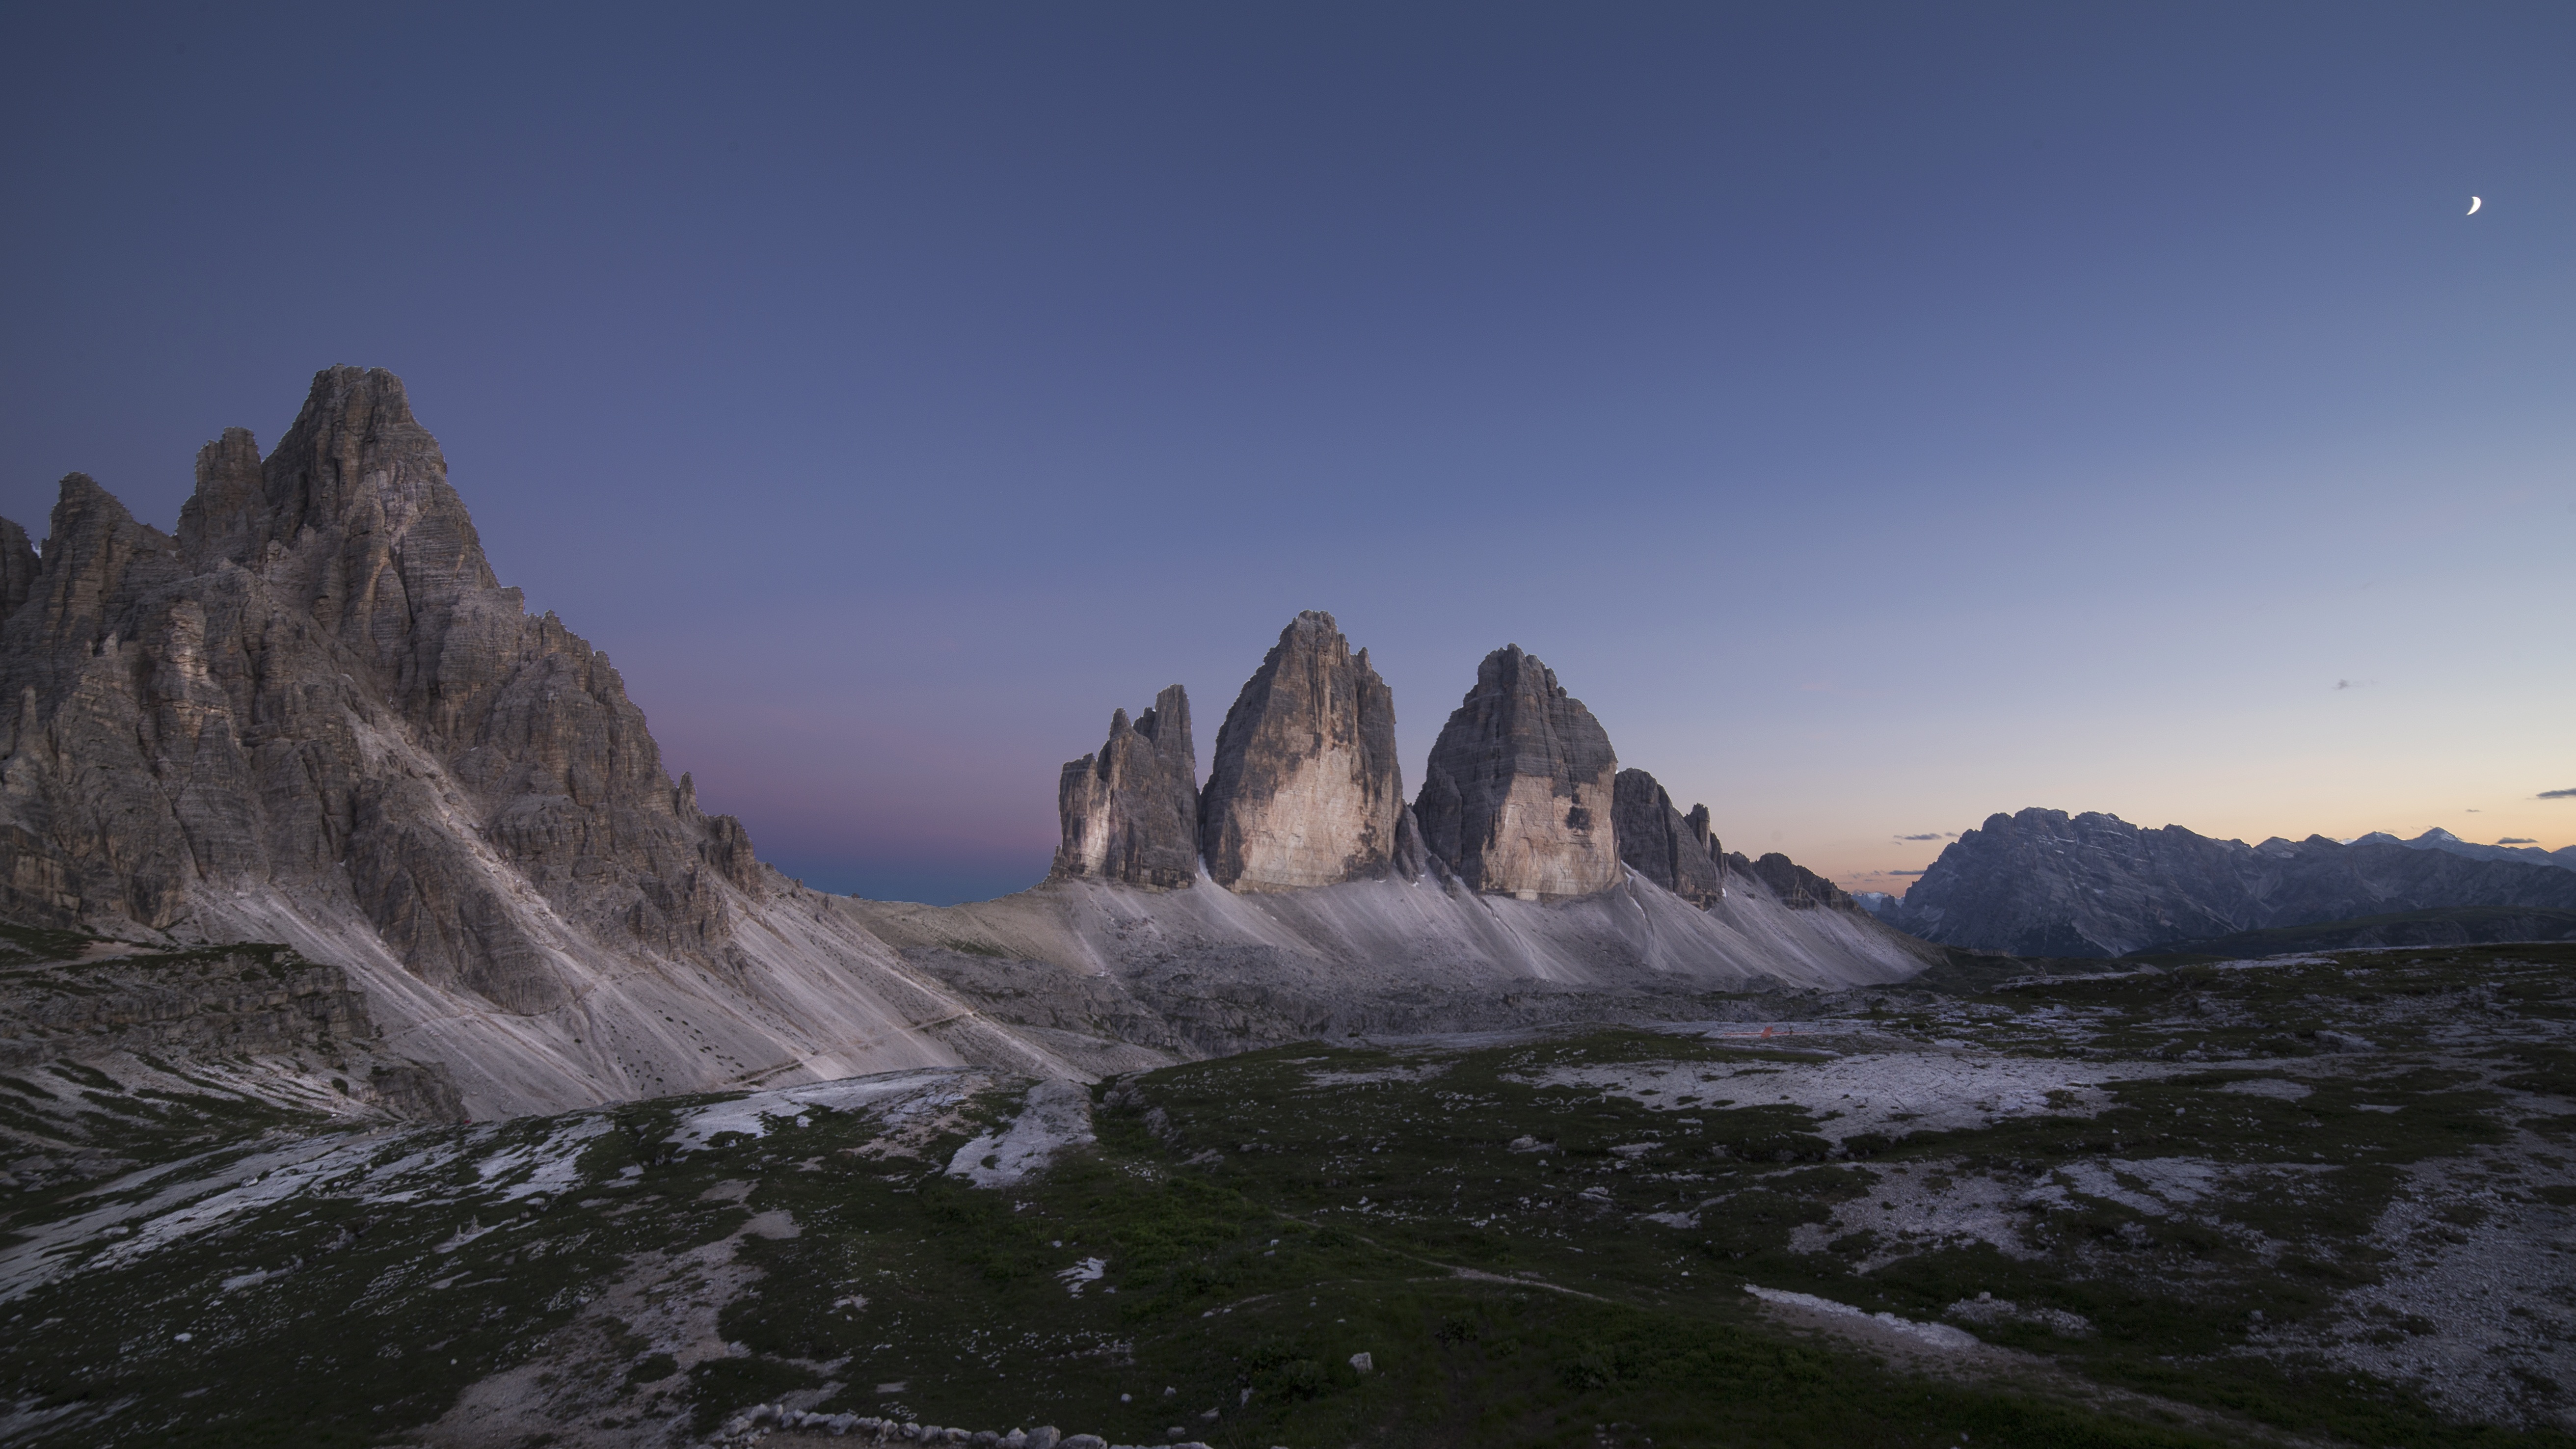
[1197,612,1409,891]
[1416,645,1619,899]
[1052,685,1199,889]
[1613,767,1726,906]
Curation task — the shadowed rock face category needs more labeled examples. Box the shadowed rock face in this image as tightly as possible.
[1613,768,1726,906]
[1198,612,1409,891]
[1896,807,2576,958]
[1416,645,1619,899]
[1053,685,1199,889]
[0,367,761,1011]
[1734,851,1859,913]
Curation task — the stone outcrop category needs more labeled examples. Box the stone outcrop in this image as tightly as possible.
[1197,612,1411,891]
[1052,685,1198,889]
[1415,646,1619,899]
[1896,807,2576,957]
[1612,768,1726,905]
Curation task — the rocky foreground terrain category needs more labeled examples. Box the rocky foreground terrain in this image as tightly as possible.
[1897,809,2576,958]
[2,939,2570,1448]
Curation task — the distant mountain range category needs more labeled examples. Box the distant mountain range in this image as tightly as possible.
[1889,810,2576,958]
[2350,827,2576,871]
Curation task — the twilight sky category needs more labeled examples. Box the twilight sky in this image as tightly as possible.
[3,3,2570,903]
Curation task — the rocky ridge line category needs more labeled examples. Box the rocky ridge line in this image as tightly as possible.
[1897,807,2576,957]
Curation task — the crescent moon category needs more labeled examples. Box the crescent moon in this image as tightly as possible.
[2469,196,2482,215]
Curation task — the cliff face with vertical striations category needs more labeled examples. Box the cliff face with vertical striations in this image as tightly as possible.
[1052,685,1199,889]
[1196,612,1413,891]
[1612,767,1727,906]
[0,368,1107,1116]
[1415,645,1620,899]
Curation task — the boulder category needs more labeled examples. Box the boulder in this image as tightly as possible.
[1197,612,1410,890]
[1053,685,1198,888]
[1612,768,1726,906]
[1415,646,1618,899]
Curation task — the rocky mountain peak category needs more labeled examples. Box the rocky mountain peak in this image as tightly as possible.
[1197,611,1411,891]
[1740,852,1859,912]
[1415,644,1619,899]
[1054,684,1200,889]
[0,366,911,1113]
[172,426,265,566]
[255,366,458,551]
[1612,768,1725,906]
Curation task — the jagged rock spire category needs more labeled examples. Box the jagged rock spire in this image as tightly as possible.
[1053,685,1199,889]
[1416,645,1619,899]
[1613,768,1726,906]
[0,365,769,1035]
[1198,611,1411,891]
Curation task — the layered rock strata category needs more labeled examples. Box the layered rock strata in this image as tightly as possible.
[1612,768,1727,906]
[1197,612,1411,891]
[1052,685,1198,889]
[1415,646,1620,899]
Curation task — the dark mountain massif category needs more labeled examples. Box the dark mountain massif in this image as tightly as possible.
[1897,807,2576,957]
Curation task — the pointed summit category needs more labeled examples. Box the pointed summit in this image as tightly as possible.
[1416,645,1619,899]
[1198,611,1410,890]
